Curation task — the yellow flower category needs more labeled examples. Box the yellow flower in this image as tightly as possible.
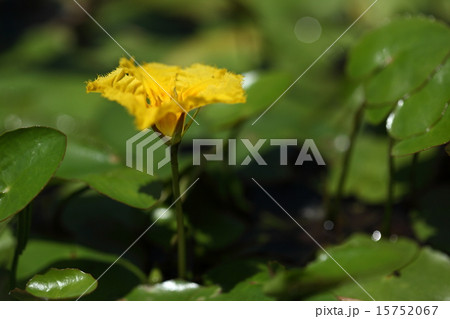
[86,58,246,136]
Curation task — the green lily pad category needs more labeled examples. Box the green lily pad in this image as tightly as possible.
[17,239,146,283]
[392,105,450,156]
[57,138,162,209]
[388,59,450,140]
[25,268,97,300]
[17,240,146,300]
[347,17,450,104]
[81,167,163,209]
[347,17,450,156]
[124,280,221,301]
[325,247,450,301]
[365,46,450,105]
[386,56,450,156]
[264,234,419,300]
[364,105,393,125]
[0,127,66,221]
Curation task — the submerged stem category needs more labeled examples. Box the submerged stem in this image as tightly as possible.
[383,137,395,236]
[10,204,32,290]
[328,103,365,223]
[409,152,419,209]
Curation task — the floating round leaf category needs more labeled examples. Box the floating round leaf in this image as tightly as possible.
[0,127,66,221]
[124,280,220,301]
[347,17,450,104]
[26,268,98,300]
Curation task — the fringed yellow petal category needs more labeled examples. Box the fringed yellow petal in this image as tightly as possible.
[133,106,160,130]
[176,64,246,111]
[87,59,246,136]
[140,63,180,106]
[119,58,180,107]
[86,68,148,116]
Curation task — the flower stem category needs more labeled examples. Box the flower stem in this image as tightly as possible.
[170,140,186,279]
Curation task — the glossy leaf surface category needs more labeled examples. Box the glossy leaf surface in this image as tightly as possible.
[264,234,418,300]
[26,268,97,300]
[0,127,66,221]
[124,280,220,301]
[348,18,450,155]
